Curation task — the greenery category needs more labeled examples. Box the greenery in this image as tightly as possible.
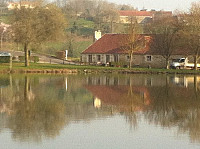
[0,56,10,63]
[10,4,67,67]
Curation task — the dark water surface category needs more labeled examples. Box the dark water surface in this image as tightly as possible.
[0,74,200,149]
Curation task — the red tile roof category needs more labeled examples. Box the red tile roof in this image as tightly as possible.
[119,10,153,17]
[82,34,150,54]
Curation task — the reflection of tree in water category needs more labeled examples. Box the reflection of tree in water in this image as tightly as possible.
[2,74,200,143]
[7,97,66,142]
[176,109,200,143]
[5,76,67,142]
[143,76,200,142]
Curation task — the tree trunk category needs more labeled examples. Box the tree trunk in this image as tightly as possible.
[194,55,198,70]
[24,76,28,100]
[110,20,113,33]
[166,57,170,69]
[24,43,29,67]
[129,52,133,69]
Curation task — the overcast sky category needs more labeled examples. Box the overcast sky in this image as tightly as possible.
[107,0,198,11]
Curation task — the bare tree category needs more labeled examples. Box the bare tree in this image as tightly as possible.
[122,19,145,68]
[148,16,181,69]
[181,2,200,70]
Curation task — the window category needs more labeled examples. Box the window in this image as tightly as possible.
[127,55,130,61]
[88,55,92,63]
[114,55,118,62]
[97,55,101,61]
[106,55,110,63]
[146,55,152,62]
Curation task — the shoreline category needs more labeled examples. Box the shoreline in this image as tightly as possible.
[0,68,200,75]
[0,63,200,75]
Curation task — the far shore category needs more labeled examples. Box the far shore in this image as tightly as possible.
[1,63,200,75]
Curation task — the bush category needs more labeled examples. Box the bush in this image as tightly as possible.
[110,62,128,68]
[0,56,10,63]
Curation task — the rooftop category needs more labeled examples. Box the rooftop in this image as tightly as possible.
[82,34,150,55]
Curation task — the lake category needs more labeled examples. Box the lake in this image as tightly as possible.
[0,74,200,149]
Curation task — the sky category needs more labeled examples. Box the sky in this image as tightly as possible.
[107,0,198,11]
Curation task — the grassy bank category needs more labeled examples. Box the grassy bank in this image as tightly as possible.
[1,63,200,75]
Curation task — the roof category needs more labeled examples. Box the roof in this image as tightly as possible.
[82,34,150,54]
[85,85,151,111]
[119,10,153,17]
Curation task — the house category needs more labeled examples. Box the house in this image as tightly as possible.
[118,10,173,24]
[119,10,153,24]
[81,33,153,67]
[81,33,194,68]
[81,33,159,68]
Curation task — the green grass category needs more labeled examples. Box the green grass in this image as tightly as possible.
[1,62,200,75]
[72,39,93,57]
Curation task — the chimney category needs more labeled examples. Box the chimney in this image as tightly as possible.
[94,30,101,41]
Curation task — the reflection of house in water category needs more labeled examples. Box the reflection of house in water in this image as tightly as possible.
[85,76,151,112]
[86,76,130,86]
[86,75,167,87]
[170,75,200,88]
[94,97,101,108]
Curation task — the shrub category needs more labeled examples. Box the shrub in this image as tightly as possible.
[110,62,128,68]
[0,56,10,63]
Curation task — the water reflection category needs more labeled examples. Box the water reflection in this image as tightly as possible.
[0,75,67,142]
[0,74,200,145]
[85,74,200,142]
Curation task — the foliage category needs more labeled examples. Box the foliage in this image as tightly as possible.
[10,4,67,67]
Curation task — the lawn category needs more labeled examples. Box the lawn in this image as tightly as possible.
[1,62,200,75]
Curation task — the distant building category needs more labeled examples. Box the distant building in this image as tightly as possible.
[118,10,173,24]
[7,1,36,10]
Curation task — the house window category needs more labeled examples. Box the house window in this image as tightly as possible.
[106,55,110,63]
[97,55,101,61]
[88,55,92,63]
[127,55,130,61]
[114,54,118,62]
[146,55,152,62]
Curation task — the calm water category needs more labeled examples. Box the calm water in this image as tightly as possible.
[0,74,200,149]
